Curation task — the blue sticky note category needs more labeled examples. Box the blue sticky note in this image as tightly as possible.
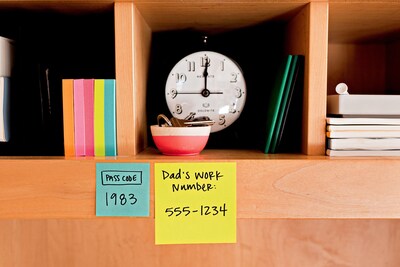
[96,163,150,216]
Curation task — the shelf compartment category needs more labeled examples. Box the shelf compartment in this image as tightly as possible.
[133,1,309,32]
[0,3,115,156]
[1,153,400,219]
[328,2,400,95]
[115,1,328,156]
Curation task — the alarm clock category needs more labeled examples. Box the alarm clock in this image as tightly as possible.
[165,51,246,132]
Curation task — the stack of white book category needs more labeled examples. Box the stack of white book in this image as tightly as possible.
[326,117,400,156]
[327,93,400,156]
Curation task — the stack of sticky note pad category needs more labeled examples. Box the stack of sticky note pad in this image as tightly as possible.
[62,79,116,156]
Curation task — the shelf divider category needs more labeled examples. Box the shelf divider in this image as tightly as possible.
[286,2,328,155]
[115,2,152,156]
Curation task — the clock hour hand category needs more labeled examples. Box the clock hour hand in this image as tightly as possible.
[170,89,223,98]
[178,91,222,94]
[169,89,202,99]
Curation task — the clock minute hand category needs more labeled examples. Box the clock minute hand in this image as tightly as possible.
[201,58,212,97]
[203,58,209,90]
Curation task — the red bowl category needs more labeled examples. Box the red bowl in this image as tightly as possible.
[150,125,211,156]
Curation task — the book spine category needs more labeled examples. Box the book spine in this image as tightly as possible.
[104,79,117,156]
[327,131,400,138]
[94,79,105,156]
[271,55,298,153]
[83,79,95,156]
[62,79,75,156]
[73,79,86,156]
[0,77,10,142]
[327,138,400,150]
[264,55,292,153]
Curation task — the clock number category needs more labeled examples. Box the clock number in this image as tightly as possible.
[175,73,187,83]
[218,114,226,126]
[175,104,183,114]
[187,61,195,72]
[186,112,196,120]
[230,72,238,83]
[229,103,237,114]
[169,88,177,99]
[201,56,210,67]
[220,60,225,71]
[235,87,243,98]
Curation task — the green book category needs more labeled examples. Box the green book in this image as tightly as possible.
[264,55,292,154]
[270,55,300,153]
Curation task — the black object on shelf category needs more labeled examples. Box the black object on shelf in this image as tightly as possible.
[0,8,115,156]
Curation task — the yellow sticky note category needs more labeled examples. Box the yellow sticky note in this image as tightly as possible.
[94,79,105,156]
[155,162,236,244]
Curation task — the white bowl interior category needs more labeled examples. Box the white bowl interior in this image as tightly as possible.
[150,125,211,136]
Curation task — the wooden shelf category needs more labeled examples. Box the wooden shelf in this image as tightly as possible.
[0,1,115,13]
[0,0,396,220]
[1,1,400,266]
[2,151,400,219]
[329,1,400,43]
[133,1,309,32]
[328,1,400,95]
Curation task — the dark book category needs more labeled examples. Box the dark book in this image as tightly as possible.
[264,55,293,153]
[275,56,304,153]
[270,55,299,153]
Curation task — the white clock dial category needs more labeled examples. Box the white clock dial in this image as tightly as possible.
[165,51,246,132]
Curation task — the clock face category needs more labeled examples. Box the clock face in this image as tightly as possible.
[165,51,246,132]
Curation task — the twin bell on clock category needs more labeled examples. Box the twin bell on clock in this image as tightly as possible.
[150,50,247,155]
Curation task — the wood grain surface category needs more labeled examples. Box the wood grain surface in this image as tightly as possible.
[1,155,400,219]
[1,219,399,267]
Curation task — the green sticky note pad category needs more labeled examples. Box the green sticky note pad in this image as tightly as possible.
[96,163,150,216]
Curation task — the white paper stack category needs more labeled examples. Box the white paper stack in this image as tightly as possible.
[326,117,400,156]
[327,92,400,156]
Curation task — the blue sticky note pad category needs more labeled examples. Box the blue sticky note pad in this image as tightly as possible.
[96,163,150,216]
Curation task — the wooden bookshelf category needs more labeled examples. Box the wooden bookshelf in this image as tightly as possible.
[1,1,400,266]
